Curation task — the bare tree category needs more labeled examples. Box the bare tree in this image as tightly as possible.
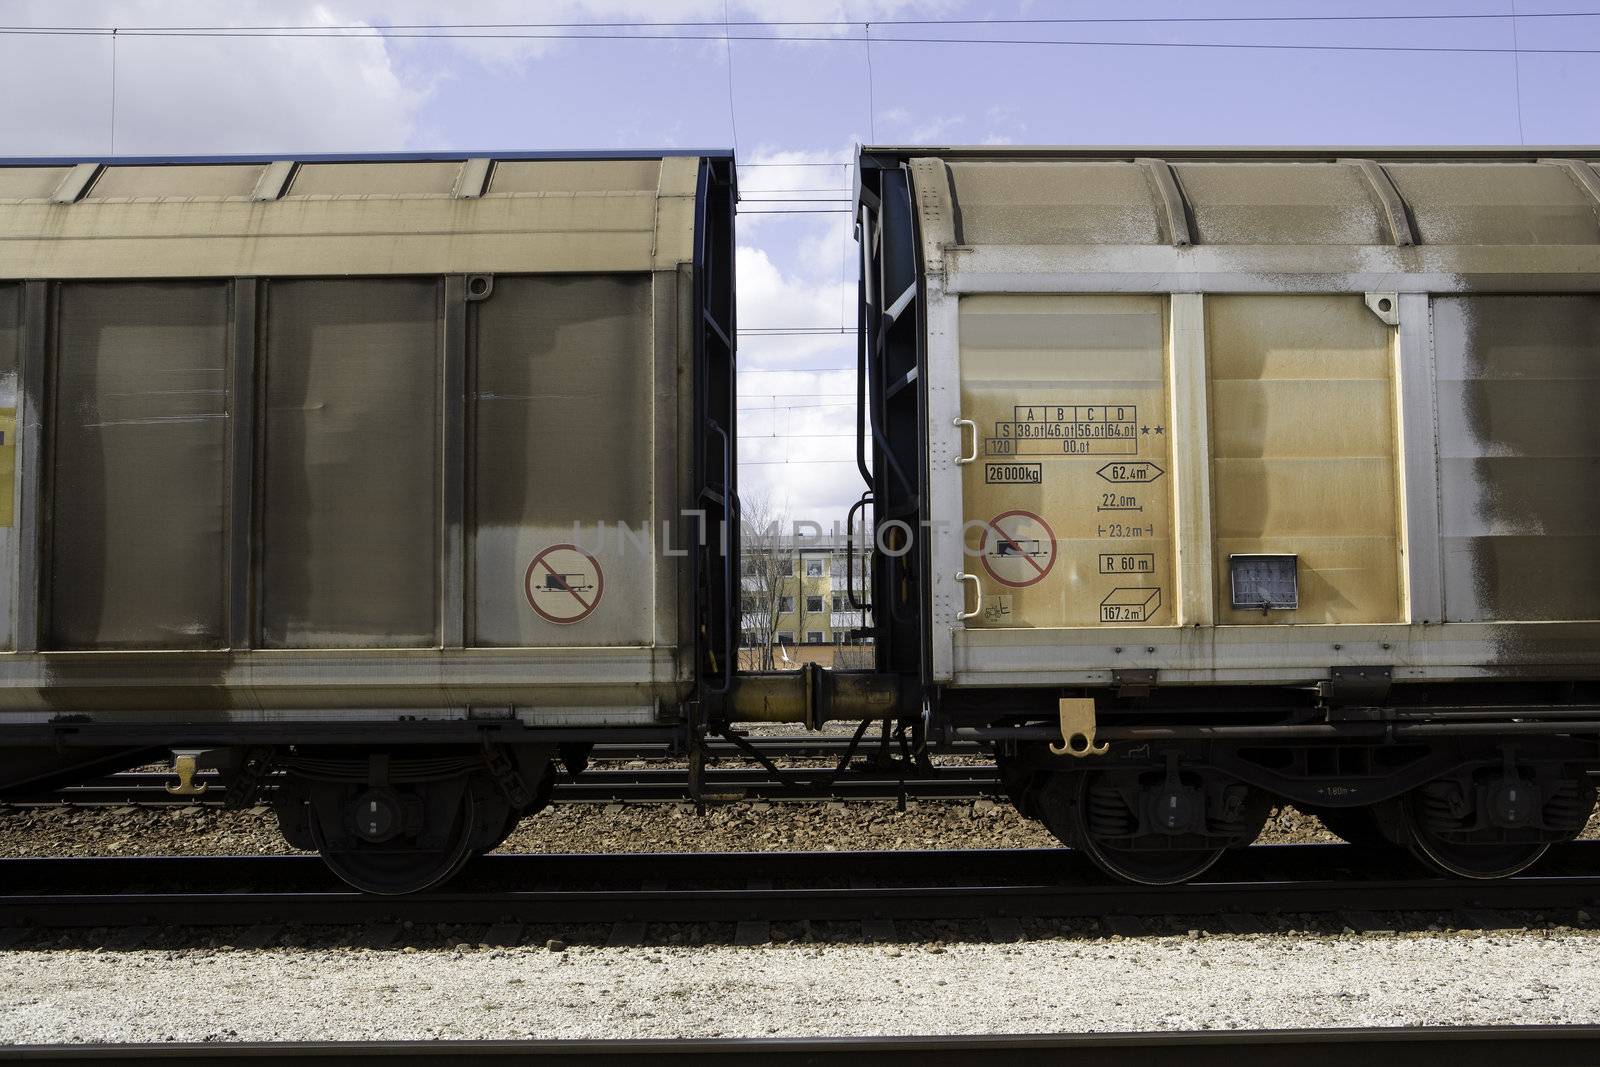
[739,491,792,671]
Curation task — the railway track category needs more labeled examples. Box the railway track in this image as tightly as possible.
[2,843,1597,933]
[6,1028,1600,1066]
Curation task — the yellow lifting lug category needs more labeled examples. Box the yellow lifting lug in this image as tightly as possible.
[1050,697,1110,758]
[165,752,209,796]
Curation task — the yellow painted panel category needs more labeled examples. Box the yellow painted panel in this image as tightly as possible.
[1207,294,1401,625]
[960,294,1172,628]
[1210,380,1394,458]
[1212,458,1398,538]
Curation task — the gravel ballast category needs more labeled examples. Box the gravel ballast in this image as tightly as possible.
[2,932,1599,1042]
[0,798,1352,859]
[2,789,1597,1043]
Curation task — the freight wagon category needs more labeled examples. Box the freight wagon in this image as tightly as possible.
[0,151,738,892]
[857,146,1600,883]
[1,146,1599,892]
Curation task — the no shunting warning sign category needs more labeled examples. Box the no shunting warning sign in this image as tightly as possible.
[524,544,604,625]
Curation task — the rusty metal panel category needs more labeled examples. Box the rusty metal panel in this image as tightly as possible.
[288,162,460,197]
[946,162,1161,246]
[958,294,1172,628]
[470,275,653,647]
[0,167,69,200]
[46,282,229,649]
[85,165,260,200]
[259,279,440,648]
[1435,295,1600,622]
[1386,163,1600,245]
[1207,295,1402,625]
[1172,163,1387,245]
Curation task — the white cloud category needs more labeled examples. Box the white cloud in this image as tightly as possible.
[0,4,901,524]
[0,2,419,154]
[733,143,866,522]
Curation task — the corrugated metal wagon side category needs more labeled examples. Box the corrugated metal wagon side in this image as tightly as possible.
[857,146,1600,883]
[0,151,737,892]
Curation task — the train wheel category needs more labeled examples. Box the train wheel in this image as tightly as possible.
[1397,785,1548,881]
[1079,832,1228,886]
[1035,766,1263,886]
[306,778,479,896]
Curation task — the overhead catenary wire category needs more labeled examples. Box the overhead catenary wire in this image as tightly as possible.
[5,25,1600,55]
[1511,0,1527,146]
[740,326,853,333]
[738,402,856,412]
[739,365,856,373]
[721,0,740,158]
[106,27,119,155]
[13,11,1600,31]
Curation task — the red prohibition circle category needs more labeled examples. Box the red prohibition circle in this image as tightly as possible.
[978,509,1057,588]
[524,544,605,625]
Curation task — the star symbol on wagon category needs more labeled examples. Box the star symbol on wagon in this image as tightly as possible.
[1140,425,1150,435]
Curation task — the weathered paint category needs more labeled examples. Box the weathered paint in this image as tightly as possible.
[1434,294,1600,623]
[0,156,699,278]
[902,147,1600,687]
[0,155,709,719]
[957,294,1172,629]
[1206,294,1403,625]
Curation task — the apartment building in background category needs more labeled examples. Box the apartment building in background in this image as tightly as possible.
[740,534,873,670]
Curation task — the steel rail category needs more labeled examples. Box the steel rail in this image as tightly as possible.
[6,1027,1600,1065]
[2,843,1598,928]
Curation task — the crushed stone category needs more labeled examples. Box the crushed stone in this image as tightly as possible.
[2,932,1599,1042]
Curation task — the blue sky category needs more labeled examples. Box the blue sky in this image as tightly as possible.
[3,1,1599,523]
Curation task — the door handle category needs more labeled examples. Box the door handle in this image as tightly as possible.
[953,418,978,465]
[956,572,982,621]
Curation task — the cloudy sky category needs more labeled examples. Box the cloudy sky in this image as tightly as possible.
[3,1,1598,527]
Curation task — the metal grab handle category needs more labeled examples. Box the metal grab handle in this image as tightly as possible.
[953,418,979,465]
[846,491,873,612]
[956,572,983,621]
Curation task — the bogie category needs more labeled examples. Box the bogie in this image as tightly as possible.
[1008,748,1270,886]
[267,744,557,895]
[997,740,1597,886]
